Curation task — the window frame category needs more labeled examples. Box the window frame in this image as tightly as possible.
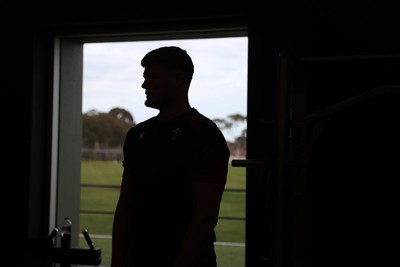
[51,26,248,248]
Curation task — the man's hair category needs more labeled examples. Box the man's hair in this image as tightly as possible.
[141,46,194,79]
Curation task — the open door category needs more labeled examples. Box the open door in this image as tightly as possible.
[233,31,295,266]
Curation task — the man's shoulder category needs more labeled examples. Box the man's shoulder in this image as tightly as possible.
[184,108,218,129]
[184,109,230,157]
[183,109,227,141]
[126,116,158,137]
[137,116,159,127]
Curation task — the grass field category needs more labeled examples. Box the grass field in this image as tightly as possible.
[79,160,246,267]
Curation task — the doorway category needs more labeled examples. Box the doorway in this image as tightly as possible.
[55,35,249,267]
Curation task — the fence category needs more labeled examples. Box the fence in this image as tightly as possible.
[81,148,123,161]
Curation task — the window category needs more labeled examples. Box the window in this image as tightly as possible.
[52,32,247,267]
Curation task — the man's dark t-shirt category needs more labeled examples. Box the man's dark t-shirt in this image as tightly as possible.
[122,108,230,266]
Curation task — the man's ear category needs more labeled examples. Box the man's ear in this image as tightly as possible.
[173,70,186,85]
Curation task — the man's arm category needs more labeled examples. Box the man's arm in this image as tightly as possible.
[172,181,225,267]
[111,170,134,267]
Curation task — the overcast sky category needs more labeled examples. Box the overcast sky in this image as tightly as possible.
[82,37,248,141]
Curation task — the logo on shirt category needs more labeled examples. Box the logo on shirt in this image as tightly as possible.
[139,131,145,140]
[171,127,183,140]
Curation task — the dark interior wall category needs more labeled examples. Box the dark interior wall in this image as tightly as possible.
[291,58,400,266]
[3,2,400,265]
[4,26,32,248]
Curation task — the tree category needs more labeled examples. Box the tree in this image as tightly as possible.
[82,108,247,158]
[109,107,134,124]
[213,113,247,157]
[82,108,135,149]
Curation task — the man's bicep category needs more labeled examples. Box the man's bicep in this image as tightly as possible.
[117,168,134,207]
[191,143,229,183]
[191,182,225,217]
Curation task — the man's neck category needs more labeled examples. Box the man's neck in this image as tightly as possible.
[158,105,192,123]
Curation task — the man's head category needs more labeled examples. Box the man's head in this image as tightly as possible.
[141,46,194,110]
[141,46,194,81]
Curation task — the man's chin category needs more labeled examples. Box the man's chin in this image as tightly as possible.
[144,101,158,109]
